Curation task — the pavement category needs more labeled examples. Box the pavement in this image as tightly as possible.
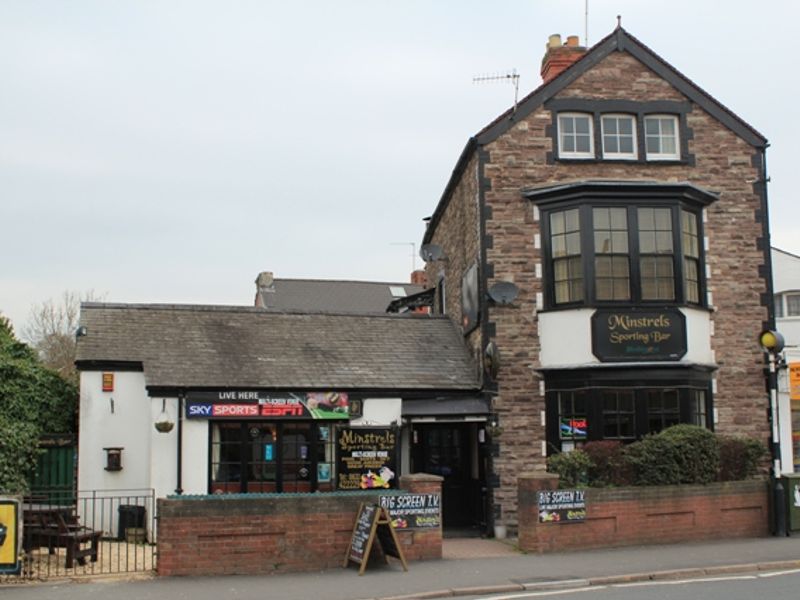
[4,535,800,600]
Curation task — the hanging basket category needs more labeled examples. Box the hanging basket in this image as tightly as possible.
[155,420,175,433]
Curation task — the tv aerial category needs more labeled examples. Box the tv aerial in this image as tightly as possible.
[473,69,520,113]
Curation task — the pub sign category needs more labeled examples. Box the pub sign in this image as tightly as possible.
[336,427,398,491]
[591,308,686,362]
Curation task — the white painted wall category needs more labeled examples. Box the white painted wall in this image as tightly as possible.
[351,398,401,426]
[538,307,714,368]
[78,371,152,493]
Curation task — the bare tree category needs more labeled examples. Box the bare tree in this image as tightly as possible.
[24,290,104,383]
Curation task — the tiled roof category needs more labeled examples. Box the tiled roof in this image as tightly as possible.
[76,303,478,391]
[257,279,425,313]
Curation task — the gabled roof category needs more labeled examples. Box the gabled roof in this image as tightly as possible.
[76,303,478,392]
[424,26,767,244]
[256,278,424,314]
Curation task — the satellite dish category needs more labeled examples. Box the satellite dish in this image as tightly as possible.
[419,243,445,262]
[487,281,519,305]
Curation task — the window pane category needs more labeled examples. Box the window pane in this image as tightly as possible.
[662,136,677,155]
[575,116,590,134]
[619,118,633,135]
[575,135,590,153]
[610,208,627,229]
[619,137,634,153]
[787,295,800,316]
[603,135,619,153]
[612,232,628,253]
[661,118,676,135]
[654,208,672,230]
[776,296,784,318]
[655,231,673,252]
[562,136,575,152]
[565,208,580,231]
[550,211,565,234]
[602,117,618,134]
[645,118,659,135]
[560,116,574,133]
[566,231,581,254]
[638,208,655,230]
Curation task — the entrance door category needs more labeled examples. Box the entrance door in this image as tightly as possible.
[411,423,484,529]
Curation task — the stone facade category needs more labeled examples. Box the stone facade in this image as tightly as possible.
[423,29,771,530]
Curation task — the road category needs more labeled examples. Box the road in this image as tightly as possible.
[463,569,800,600]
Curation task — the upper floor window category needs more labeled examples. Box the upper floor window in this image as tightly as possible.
[644,115,680,160]
[545,204,703,307]
[601,114,637,159]
[550,208,583,303]
[776,292,800,318]
[558,113,594,159]
[528,182,716,310]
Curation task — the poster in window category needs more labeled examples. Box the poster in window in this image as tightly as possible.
[461,263,479,335]
[336,427,398,491]
[560,417,587,439]
[789,363,800,400]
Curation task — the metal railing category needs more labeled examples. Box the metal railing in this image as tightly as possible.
[1,488,156,581]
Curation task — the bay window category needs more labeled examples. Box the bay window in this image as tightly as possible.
[529,182,716,310]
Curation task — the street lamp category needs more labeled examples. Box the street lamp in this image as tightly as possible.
[760,329,786,536]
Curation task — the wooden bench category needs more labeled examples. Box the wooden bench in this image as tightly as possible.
[23,505,103,568]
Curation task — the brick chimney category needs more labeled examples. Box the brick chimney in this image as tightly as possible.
[410,269,427,287]
[540,34,586,84]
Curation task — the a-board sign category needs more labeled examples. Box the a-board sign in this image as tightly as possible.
[344,503,408,575]
[0,497,22,575]
[379,494,440,529]
[336,427,398,490]
[537,489,586,523]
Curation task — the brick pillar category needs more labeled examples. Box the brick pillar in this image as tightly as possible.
[398,473,443,560]
[517,471,559,553]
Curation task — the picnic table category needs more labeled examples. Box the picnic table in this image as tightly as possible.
[23,503,102,568]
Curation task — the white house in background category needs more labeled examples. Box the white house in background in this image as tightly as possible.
[772,247,800,472]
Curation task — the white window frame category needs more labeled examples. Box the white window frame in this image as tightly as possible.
[601,114,637,160]
[785,292,800,317]
[644,114,680,160]
[558,113,594,159]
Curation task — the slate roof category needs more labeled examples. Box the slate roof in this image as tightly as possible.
[76,303,478,391]
[256,279,425,313]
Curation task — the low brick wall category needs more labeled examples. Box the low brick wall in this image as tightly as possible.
[518,473,769,553]
[157,474,442,576]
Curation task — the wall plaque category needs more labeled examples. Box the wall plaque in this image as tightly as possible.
[591,308,686,362]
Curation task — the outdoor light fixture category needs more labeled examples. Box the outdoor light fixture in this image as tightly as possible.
[760,329,787,536]
[154,398,175,433]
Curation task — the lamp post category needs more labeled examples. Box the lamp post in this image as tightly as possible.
[760,329,786,536]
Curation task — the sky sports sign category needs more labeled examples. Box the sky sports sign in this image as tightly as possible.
[185,391,350,420]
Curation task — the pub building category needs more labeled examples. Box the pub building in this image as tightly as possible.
[75,303,490,530]
[416,27,773,529]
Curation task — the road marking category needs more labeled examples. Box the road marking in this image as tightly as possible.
[758,568,800,578]
[475,586,605,599]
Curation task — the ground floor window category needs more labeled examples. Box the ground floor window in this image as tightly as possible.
[209,420,335,493]
[544,368,713,454]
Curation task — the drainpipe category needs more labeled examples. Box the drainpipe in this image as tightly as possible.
[175,391,184,495]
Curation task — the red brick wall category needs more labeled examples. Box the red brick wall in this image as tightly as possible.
[518,473,769,553]
[157,474,442,576]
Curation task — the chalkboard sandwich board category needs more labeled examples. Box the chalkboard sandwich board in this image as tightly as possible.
[343,503,408,575]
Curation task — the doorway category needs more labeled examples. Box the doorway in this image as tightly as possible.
[410,422,486,531]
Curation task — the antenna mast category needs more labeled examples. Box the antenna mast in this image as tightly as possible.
[585,0,589,46]
[473,70,520,113]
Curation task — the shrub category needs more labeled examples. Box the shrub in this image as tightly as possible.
[623,434,682,486]
[657,424,720,484]
[718,435,767,481]
[547,449,592,487]
[582,441,632,486]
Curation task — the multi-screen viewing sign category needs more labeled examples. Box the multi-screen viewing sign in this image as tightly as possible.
[591,308,686,362]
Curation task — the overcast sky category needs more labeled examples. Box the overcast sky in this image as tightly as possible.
[2,1,798,335]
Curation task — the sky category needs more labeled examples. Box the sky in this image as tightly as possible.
[2,1,799,336]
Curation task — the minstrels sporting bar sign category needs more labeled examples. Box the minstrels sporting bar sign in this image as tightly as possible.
[591,308,686,362]
[185,391,350,420]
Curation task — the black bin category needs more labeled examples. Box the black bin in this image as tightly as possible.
[117,504,146,540]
